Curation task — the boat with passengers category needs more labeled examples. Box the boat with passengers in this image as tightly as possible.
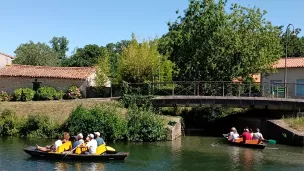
[222,134,266,149]
[24,140,129,161]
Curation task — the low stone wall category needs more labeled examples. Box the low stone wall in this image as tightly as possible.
[265,120,304,146]
[164,116,182,141]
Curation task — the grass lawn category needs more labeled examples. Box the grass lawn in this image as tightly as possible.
[282,117,304,132]
[0,99,126,124]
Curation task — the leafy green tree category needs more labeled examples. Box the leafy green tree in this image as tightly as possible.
[160,0,283,81]
[13,41,59,66]
[62,44,105,67]
[117,34,175,83]
[49,36,69,62]
[280,27,304,57]
[105,40,131,80]
[95,49,111,87]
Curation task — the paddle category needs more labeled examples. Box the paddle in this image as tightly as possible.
[263,139,276,145]
[62,143,83,160]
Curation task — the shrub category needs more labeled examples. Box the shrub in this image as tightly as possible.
[36,86,58,100]
[55,90,65,100]
[65,105,128,141]
[127,106,167,142]
[20,114,59,138]
[14,88,35,101]
[0,91,12,102]
[0,110,20,136]
[66,86,82,99]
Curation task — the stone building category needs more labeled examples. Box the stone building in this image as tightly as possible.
[0,52,14,69]
[0,64,107,97]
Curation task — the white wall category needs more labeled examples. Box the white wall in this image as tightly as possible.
[0,54,12,69]
[262,68,304,83]
[262,68,304,98]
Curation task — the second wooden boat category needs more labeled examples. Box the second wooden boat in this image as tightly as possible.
[223,134,266,149]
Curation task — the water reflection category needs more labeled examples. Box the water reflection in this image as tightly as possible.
[54,162,105,171]
[3,137,304,170]
[54,162,70,171]
[227,147,264,171]
[228,147,240,170]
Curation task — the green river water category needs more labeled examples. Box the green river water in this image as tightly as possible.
[1,136,304,171]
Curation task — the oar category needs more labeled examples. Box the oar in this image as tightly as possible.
[263,139,276,145]
[62,143,83,160]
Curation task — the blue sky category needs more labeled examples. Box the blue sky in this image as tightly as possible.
[1,0,303,56]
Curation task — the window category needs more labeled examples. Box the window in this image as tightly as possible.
[296,79,304,96]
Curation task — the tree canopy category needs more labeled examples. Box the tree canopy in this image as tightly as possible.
[62,44,105,67]
[117,34,175,83]
[160,0,283,81]
[13,41,59,66]
[49,36,69,62]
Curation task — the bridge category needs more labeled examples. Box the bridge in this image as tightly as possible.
[121,81,304,110]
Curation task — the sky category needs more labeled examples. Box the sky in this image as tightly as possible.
[1,0,304,56]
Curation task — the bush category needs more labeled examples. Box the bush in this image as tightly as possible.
[20,114,59,138]
[55,90,65,100]
[0,110,20,136]
[0,91,12,102]
[65,105,128,141]
[36,86,58,100]
[14,88,35,101]
[127,106,167,142]
[66,86,82,99]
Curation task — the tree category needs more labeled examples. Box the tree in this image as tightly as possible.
[62,44,105,67]
[49,36,69,62]
[280,27,304,57]
[13,41,59,66]
[160,0,283,81]
[95,49,111,87]
[105,40,131,81]
[117,34,175,83]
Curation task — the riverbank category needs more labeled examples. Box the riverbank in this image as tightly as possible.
[0,99,182,141]
[282,117,304,132]
[0,98,122,124]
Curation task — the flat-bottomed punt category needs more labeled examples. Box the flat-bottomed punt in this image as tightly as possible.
[223,134,266,149]
[24,146,129,161]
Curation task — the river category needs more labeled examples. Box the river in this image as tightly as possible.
[1,136,304,171]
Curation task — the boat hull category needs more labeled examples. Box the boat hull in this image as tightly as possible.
[223,134,266,149]
[24,146,129,161]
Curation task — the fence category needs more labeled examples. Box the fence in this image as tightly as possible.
[85,81,304,99]
[122,81,304,99]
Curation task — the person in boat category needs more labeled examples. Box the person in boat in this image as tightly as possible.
[62,132,70,143]
[72,136,81,149]
[36,135,62,152]
[240,128,252,143]
[252,128,264,141]
[94,132,105,146]
[249,128,254,139]
[81,134,98,154]
[228,127,239,142]
[77,133,84,144]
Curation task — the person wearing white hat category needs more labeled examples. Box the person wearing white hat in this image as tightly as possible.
[84,134,97,154]
[94,132,105,146]
[77,133,84,144]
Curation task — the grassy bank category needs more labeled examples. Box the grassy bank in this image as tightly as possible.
[0,99,176,141]
[282,117,304,132]
[0,99,126,124]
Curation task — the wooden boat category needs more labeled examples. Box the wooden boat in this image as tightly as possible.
[24,146,129,161]
[222,134,266,149]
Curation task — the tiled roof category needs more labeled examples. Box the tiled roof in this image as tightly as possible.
[273,57,304,69]
[0,65,96,80]
[0,52,15,59]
